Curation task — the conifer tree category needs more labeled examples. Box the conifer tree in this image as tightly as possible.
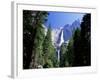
[80,14,91,66]
[66,39,74,66]
[43,26,56,68]
[29,11,48,68]
[23,10,34,69]
[73,28,81,66]
[73,13,91,66]
[60,43,67,67]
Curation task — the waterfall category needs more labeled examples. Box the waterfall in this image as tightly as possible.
[57,29,64,63]
[57,49,60,62]
[59,29,64,46]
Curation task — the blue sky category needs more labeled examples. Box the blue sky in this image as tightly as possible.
[44,11,85,29]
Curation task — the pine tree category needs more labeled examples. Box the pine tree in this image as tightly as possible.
[23,10,48,69]
[80,14,91,66]
[60,43,67,67]
[43,26,56,68]
[29,11,48,68]
[60,39,74,67]
[72,14,91,66]
[66,39,74,66]
[73,28,82,66]
[23,10,34,69]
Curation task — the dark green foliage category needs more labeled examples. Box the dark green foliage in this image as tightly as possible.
[43,27,52,65]
[43,27,57,68]
[73,14,91,66]
[60,43,67,67]
[30,23,45,68]
[29,11,48,68]
[73,28,82,66]
[66,39,74,66]
[60,14,91,67]
[80,14,91,66]
[23,10,57,69]
[23,10,33,69]
[60,39,74,67]
[23,10,48,69]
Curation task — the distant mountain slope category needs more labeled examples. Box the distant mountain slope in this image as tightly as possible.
[63,19,80,42]
[43,19,81,48]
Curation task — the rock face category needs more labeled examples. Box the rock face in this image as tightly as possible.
[51,19,81,48]
[43,19,81,47]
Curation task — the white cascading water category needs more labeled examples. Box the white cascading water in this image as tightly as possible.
[59,29,64,47]
[57,29,64,62]
[57,49,60,62]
